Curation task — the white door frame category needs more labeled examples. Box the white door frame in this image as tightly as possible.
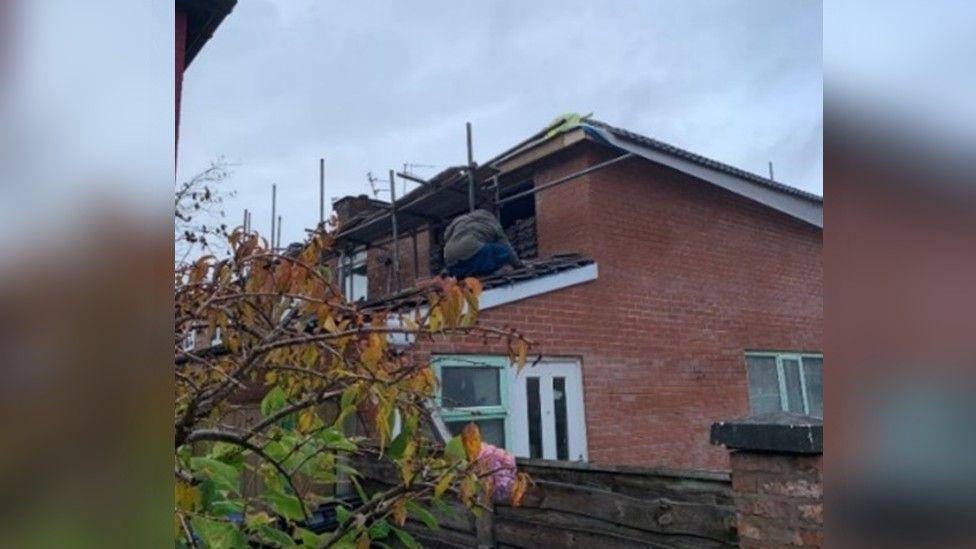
[508,357,588,461]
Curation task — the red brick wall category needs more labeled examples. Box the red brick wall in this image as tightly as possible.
[408,142,822,470]
[729,452,823,547]
[366,231,431,298]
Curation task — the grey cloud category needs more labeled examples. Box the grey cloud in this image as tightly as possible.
[178,0,821,246]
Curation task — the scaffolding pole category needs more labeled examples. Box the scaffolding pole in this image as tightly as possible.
[338,250,347,296]
[466,122,475,212]
[276,215,282,249]
[270,184,277,246]
[319,158,325,225]
[497,152,635,205]
[389,168,401,292]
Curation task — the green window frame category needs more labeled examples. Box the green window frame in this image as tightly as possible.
[432,355,511,449]
[745,351,823,418]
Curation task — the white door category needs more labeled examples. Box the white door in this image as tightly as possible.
[509,359,588,461]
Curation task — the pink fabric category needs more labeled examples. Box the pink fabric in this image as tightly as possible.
[476,443,517,502]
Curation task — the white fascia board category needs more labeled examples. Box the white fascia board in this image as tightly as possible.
[385,263,598,349]
[479,263,598,310]
[591,127,823,228]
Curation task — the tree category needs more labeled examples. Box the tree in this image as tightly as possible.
[176,159,235,265]
[175,225,530,548]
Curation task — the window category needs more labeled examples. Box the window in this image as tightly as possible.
[433,355,509,448]
[746,352,823,418]
[182,329,197,351]
[341,250,368,302]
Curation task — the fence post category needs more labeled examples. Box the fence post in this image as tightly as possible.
[475,504,495,548]
[711,413,823,548]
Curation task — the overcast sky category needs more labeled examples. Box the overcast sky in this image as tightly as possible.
[177,0,822,246]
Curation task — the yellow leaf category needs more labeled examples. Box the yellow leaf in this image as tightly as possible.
[428,307,443,332]
[510,472,530,508]
[356,534,370,549]
[361,334,383,367]
[298,408,315,433]
[323,315,338,334]
[403,440,417,460]
[175,479,201,511]
[461,422,481,463]
[226,335,240,354]
[302,345,318,367]
[435,472,455,499]
[264,370,278,386]
[401,458,415,487]
[392,498,407,526]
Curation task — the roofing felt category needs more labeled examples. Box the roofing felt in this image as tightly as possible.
[361,253,594,313]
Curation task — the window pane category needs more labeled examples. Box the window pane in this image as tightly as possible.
[781,358,805,413]
[441,367,500,409]
[746,356,782,414]
[526,377,542,458]
[802,357,823,418]
[446,419,505,448]
[553,377,569,460]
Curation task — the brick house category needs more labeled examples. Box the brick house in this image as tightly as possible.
[330,117,822,471]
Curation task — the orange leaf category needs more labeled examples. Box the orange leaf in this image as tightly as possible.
[463,276,483,297]
[460,474,477,506]
[392,498,407,526]
[515,339,528,374]
[510,472,530,507]
[461,422,481,463]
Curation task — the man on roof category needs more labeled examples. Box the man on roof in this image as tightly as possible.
[443,208,524,278]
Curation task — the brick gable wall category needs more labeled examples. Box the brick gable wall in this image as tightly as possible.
[400,142,822,470]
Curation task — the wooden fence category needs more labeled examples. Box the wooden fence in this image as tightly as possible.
[359,458,738,548]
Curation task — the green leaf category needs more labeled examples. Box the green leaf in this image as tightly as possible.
[257,525,296,548]
[264,491,305,522]
[431,497,459,520]
[261,386,288,417]
[263,440,287,462]
[335,505,351,526]
[318,427,357,452]
[406,501,439,530]
[335,462,361,478]
[340,384,360,409]
[198,479,219,509]
[293,527,325,547]
[190,515,246,549]
[386,428,412,460]
[208,499,244,517]
[391,526,421,549]
[349,476,370,504]
[444,436,465,462]
[190,457,240,494]
[211,441,240,459]
[368,519,391,539]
